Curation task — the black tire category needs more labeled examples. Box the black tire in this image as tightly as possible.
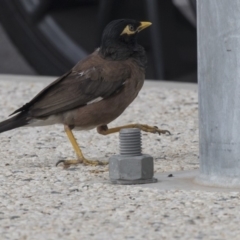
[0,0,97,76]
[0,0,197,80]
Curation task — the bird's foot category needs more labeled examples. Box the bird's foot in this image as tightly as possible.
[82,158,108,166]
[89,168,109,174]
[56,157,108,169]
[56,159,80,169]
[97,123,171,136]
[137,124,171,135]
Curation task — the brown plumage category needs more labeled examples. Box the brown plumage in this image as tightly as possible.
[0,19,170,168]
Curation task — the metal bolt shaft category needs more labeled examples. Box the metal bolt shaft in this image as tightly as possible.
[119,128,142,156]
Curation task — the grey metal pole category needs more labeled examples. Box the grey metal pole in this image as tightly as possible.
[197,0,240,186]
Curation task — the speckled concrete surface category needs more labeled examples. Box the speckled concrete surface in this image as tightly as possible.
[0,76,239,240]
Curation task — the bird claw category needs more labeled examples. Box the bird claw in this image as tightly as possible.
[82,159,108,166]
[154,126,171,135]
[89,169,109,174]
[56,158,108,168]
[56,160,64,167]
[56,160,75,169]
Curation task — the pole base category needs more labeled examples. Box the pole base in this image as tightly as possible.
[110,178,158,185]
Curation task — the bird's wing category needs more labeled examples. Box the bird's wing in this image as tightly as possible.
[11,58,131,118]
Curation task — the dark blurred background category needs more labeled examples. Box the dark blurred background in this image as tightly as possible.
[0,0,197,81]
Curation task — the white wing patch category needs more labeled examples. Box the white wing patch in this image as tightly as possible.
[87,97,103,105]
[72,67,103,105]
[77,72,84,77]
[74,67,96,78]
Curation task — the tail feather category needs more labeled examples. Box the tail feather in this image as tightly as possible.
[0,112,28,134]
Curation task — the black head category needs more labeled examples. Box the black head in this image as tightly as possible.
[100,19,152,61]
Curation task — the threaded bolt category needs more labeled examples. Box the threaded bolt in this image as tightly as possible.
[119,128,142,156]
[109,128,157,185]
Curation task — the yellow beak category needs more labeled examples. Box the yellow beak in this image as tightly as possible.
[137,22,152,32]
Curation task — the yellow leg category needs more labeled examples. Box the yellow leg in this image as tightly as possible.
[56,125,108,168]
[64,125,84,159]
[97,124,171,135]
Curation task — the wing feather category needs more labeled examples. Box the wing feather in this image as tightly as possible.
[11,54,131,118]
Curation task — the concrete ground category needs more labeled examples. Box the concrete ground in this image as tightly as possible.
[0,75,239,240]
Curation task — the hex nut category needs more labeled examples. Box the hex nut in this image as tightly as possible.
[109,154,154,181]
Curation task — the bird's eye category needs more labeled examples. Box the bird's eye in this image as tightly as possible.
[128,24,134,31]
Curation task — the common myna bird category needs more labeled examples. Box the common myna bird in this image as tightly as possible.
[0,19,170,168]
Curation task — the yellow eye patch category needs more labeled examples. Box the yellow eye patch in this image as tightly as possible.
[120,22,152,36]
[121,25,136,35]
